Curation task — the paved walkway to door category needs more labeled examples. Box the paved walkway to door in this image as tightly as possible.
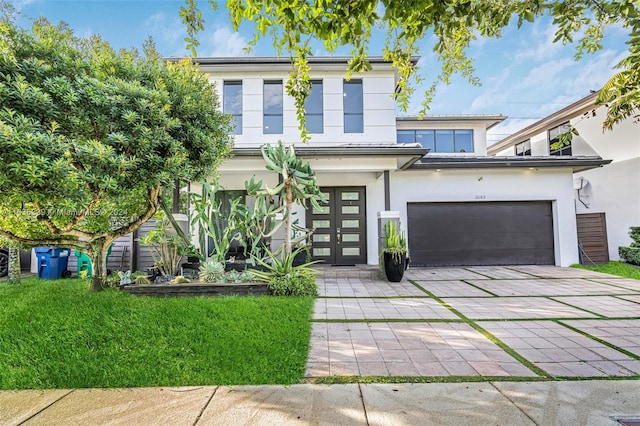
[306,265,640,379]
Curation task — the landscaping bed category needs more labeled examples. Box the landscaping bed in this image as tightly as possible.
[122,282,269,297]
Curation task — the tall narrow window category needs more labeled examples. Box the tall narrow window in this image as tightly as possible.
[223,81,242,135]
[549,122,572,156]
[343,80,363,133]
[515,140,531,156]
[304,80,323,133]
[263,80,283,134]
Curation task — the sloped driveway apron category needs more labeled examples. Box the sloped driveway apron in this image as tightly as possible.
[306,266,640,379]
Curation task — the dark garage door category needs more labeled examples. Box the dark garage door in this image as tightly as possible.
[407,201,555,266]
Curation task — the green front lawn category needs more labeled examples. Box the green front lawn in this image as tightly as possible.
[572,261,640,280]
[0,278,314,390]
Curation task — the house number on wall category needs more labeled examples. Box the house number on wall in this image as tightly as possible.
[475,195,486,200]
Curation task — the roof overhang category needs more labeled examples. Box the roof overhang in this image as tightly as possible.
[396,114,507,130]
[179,56,420,78]
[221,145,429,173]
[411,155,611,173]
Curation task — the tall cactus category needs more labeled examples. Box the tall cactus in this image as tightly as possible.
[260,141,324,256]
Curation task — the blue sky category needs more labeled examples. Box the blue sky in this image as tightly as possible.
[14,0,630,145]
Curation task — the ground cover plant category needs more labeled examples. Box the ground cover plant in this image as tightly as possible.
[572,261,640,280]
[0,278,313,389]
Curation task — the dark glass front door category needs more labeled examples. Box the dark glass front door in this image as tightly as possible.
[306,187,367,265]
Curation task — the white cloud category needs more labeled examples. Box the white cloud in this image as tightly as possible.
[514,19,564,62]
[12,0,39,11]
[143,11,187,56]
[561,49,626,93]
[201,26,247,57]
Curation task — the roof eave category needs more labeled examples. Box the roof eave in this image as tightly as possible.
[230,146,429,170]
[410,156,611,173]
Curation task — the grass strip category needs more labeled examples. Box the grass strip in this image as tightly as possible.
[408,280,551,378]
[316,296,431,299]
[544,296,605,318]
[572,261,640,280]
[312,318,466,324]
[0,278,314,389]
[555,320,640,361]
[459,280,500,297]
[308,375,550,385]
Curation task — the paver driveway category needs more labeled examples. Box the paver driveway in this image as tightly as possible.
[306,265,640,380]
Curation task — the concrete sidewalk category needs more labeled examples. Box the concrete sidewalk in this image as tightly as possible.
[2,380,640,425]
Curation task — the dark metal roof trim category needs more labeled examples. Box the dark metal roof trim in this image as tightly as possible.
[174,56,420,66]
[410,155,611,172]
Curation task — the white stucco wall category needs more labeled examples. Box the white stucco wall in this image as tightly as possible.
[491,106,640,260]
[206,70,397,147]
[388,168,580,267]
[574,158,640,259]
[195,165,581,267]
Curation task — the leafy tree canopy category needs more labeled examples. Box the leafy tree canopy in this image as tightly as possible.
[0,7,233,290]
[183,0,640,138]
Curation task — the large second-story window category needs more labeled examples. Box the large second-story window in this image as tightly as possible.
[263,80,283,134]
[515,140,531,156]
[549,122,572,155]
[397,129,474,153]
[343,80,363,133]
[224,81,242,135]
[304,80,323,133]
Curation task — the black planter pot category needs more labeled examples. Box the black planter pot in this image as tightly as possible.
[383,251,407,282]
[292,250,309,266]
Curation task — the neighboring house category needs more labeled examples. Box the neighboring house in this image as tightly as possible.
[488,93,640,263]
[193,57,609,268]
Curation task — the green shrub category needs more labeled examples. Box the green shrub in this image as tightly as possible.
[619,247,640,265]
[619,226,640,265]
[269,273,318,296]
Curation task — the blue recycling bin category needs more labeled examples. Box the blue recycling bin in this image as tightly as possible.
[35,247,71,279]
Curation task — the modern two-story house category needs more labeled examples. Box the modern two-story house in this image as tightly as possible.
[58,56,611,274]
[195,56,609,268]
[488,93,639,264]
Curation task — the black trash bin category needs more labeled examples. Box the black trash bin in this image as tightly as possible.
[35,247,71,279]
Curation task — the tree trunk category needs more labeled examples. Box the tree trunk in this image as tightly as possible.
[88,239,111,291]
[7,247,20,285]
[283,179,293,257]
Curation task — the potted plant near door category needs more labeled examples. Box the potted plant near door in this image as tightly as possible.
[382,221,409,282]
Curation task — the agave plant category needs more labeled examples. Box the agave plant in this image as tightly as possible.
[224,269,243,283]
[250,246,319,283]
[198,260,225,283]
